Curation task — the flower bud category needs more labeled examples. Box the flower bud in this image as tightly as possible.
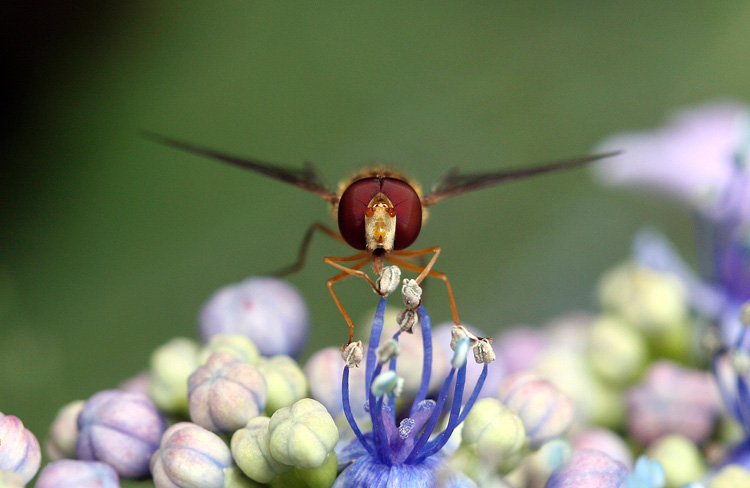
[268,399,338,469]
[119,372,151,396]
[36,460,119,488]
[495,326,549,374]
[627,361,719,445]
[199,277,309,357]
[587,314,647,385]
[0,413,41,483]
[525,439,573,486]
[148,337,200,415]
[710,465,750,488]
[231,416,290,483]
[151,422,236,488]
[461,398,526,467]
[199,334,261,365]
[646,435,705,488]
[45,400,84,461]
[304,347,367,419]
[546,449,627,488]
[76,390,166,478]
[272,452,338,488]
[598,263,688,336]
[498,372,574,449]
[188,352,267,432]
[0,472,23,488]
[535,346,624,428]
[257,355,308,414]
[572,428,632,468]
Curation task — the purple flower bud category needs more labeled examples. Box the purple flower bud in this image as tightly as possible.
[188,352,267,432]
[0,413,41,483]
[76,390,166,479]
[546,449,628,488]
[150,422,235,488]
[45,400,84,461]
[498,372,574,449]
[36,460,119,488]
[494,326,549,374]
[119,372,151,396]
[572,428,632,468]
[627,360,720,445]
[304,346,367,419]
[199,277,309,357]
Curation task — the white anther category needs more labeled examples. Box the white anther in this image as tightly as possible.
[473,337,496,364]
[450,324,479,350]
[401,279,422,308]
[342,341,364,368]
[376,339,401,364]
[375,266,401,296]
[371,370,404,398]
[397,307,419,333]
[452,337,471,369]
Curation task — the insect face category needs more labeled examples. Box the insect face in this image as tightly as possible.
[337,176,422,251]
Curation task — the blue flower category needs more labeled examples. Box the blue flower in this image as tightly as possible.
[334,297,490,488]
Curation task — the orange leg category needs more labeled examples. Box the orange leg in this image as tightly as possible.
[274,222,345,276]
[324,252,374,343]
[389,246,461,325]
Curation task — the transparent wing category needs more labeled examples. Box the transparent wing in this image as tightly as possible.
[144,132,338,202]
[421,152,619,206]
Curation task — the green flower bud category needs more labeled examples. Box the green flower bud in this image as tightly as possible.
[231,416,290,483]
[0,471,24,488]
[45,400,84,461]
[646,434,705,488]
[257,355,308,414]
[587,314,647,385]
[200,334,261,365]
[710,465,750,488]
[598,263,688,335]
[148,337,200,415]
[269,399,338,469]
[269,452,337,488]
[462,398,526,468]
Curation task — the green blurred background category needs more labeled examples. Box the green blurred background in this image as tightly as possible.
[2,2,749,482]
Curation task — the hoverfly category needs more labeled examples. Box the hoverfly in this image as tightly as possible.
[147,132,613,346]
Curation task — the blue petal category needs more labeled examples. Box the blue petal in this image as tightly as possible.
[332,454,442,488]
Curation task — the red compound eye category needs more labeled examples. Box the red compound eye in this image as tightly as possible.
[338,177,422,251]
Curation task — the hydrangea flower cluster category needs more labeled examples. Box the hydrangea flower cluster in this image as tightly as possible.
[11,105,750,486]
